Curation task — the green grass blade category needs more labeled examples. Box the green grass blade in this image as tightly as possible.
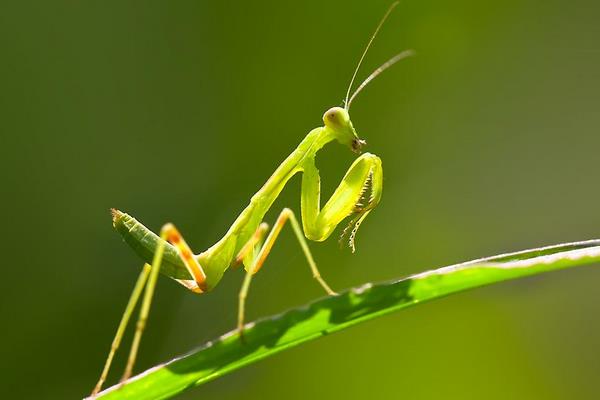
[91,239,600,400]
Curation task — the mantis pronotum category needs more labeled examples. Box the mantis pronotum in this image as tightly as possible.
[92,2,413,395]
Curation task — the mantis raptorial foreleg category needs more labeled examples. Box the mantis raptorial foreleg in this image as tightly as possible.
[302,152,383,248]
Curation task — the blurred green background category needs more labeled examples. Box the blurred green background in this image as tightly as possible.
[1,0,599,398]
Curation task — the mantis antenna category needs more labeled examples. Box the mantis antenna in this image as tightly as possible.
[347,49,415,109]
[344,1,414,110]
[344,1,400,109]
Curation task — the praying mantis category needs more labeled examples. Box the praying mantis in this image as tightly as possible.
[91,2,413,396]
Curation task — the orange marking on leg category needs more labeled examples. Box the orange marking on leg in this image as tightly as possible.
[168,232,181,244]
[180,249,193,261]
[252,213,289,274]
[161,223,207,290]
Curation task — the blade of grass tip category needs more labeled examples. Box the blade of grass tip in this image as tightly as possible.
[91,239,600,400]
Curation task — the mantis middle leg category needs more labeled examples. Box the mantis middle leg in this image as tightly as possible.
[237,208,336,334]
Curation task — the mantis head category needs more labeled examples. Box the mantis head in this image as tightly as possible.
[323,107,366,154]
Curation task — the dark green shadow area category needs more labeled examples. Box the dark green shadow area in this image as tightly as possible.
[92,240,600,400]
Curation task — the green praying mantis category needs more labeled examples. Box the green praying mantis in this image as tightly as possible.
[92,2,413,396]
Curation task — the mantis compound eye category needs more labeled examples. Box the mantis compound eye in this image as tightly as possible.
[323,106,350,128]
[324,108,343,126]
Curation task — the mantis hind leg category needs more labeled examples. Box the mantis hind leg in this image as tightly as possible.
[90,238,166,396]
[91,223,207,395]
[91,263,150,396]
[237,208,337,337]
[121,223,208,381]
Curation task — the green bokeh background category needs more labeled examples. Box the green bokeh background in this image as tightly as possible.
[1,1,599,399]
